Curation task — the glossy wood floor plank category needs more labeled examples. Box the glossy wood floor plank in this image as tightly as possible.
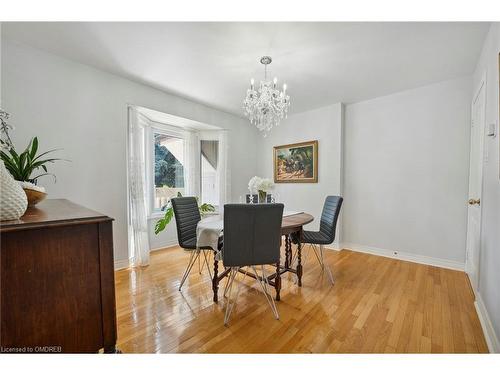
[115,246,488,353]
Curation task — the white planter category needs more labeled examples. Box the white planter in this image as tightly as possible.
[0,160,28,220]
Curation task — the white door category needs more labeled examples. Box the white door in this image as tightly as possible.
[466,76,486,293]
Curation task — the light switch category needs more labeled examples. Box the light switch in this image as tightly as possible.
[487,122,496,137]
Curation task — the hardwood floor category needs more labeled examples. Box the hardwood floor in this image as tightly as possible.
[115,246,488,353]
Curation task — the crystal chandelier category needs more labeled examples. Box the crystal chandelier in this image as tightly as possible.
[243,56,290,135]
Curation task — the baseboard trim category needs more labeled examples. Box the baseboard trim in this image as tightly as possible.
[114,258,130,271]
[150,241,179,253]
[324,244,342,251]
[114,242,179,270]
[475,293,500,353]
[339,242,465,271]
[117,242,465,272]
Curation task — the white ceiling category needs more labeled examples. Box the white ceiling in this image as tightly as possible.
[3,22,489,116]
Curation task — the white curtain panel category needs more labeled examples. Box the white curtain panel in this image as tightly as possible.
[185,130,200,197]
[217,130,231,214]
[127,107,151,267]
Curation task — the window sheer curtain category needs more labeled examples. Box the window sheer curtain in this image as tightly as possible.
[185,130,200,197]
[217,130,231,214]
[127,107,151,267]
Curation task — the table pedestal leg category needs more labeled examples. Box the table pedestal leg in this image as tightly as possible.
[297,239,303,287]
[212,256,219,303]
[284,235,290,269]
[275,260,281,301]
[104,345,121,354]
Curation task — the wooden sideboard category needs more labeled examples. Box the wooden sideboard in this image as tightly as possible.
[0,199,118,353]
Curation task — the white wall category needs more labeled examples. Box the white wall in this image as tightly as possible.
[0,23,2,105]
[471,23,500,352]
[343,76,472,266]
[256,103,344,247]
[1,39,259,266]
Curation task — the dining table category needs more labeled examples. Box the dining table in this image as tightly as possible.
[196,211,314,302]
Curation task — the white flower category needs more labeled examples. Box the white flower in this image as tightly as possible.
[248,176,274,193]
[248,176,262,193]
[259,178,275,193]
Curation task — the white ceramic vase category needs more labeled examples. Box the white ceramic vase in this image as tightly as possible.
[0,160,28,220]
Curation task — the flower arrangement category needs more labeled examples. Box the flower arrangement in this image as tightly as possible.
[248,176,274,202]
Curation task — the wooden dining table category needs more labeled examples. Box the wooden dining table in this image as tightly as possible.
[198,212,314,303]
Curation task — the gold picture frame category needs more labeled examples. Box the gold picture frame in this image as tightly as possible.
[273,140,318,183]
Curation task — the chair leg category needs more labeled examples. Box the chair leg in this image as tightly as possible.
[223,268,237,326]
[319,245,335,285]
[252,266,279,320]
[212,257,219,303]
[291,244,335,286]
[311,244,323,266]
[224,267,248,326]
[223,271,231,298]
[202,250,213,279]
[179,250,200,291]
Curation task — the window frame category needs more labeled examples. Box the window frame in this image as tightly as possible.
[199,131,221,212]
[147,123,188,219]
[200,139,220,209]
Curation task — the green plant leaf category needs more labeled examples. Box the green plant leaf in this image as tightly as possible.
[31,148,63,163]
[199,203,215,213]
[154,208,174,235]
[8,148,20,166]
[19,152,27,177]
[29,137,38,159]
[30,173,56,183]
[1,159,17,175]
[0,152,22,180]
[0,151,16,168]
[31,158,59,168]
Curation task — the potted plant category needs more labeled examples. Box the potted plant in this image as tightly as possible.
[0,112,65,206]
[154,192,215,235]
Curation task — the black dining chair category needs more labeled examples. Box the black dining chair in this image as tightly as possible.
[293,196,343,285]
[222,203,284,326]
[171,196,219,291]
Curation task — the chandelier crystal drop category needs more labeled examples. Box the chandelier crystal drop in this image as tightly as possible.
[243,56,290,136]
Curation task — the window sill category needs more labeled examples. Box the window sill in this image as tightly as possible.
[148,212,166,220]
[148,210,220,221]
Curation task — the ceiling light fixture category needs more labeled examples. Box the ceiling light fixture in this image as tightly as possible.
[243,56,290,136]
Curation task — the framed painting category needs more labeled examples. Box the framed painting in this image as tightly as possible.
[273,140,318,183]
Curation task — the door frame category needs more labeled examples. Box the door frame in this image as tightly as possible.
[465,72,487,293]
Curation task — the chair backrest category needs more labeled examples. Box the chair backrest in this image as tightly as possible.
[223,203,284,267]
[319,196,343,243]
[170,197,201,249]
